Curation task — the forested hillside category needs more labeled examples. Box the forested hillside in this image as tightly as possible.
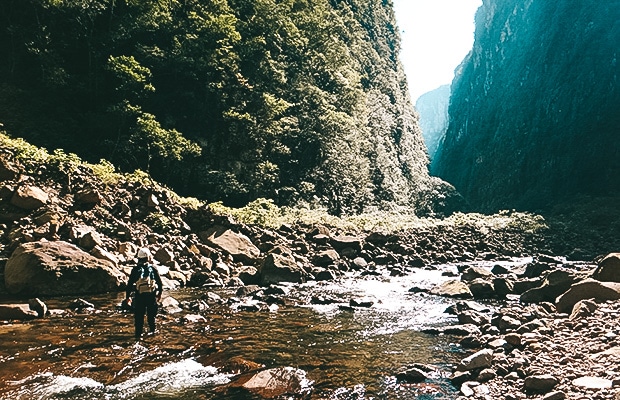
[0,0,450,215]
[433,0,620,211]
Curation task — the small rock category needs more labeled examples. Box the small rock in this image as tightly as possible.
[523,374,558,393]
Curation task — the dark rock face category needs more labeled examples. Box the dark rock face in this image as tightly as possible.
[433,0,620,211]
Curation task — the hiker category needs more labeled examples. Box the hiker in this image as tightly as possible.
[124,247,163,341]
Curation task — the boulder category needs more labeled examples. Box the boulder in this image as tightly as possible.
[199,226,260,264]
[5,241,126,296]
[330,235,363,252]
[259,253,310,285]
[571,376,613,389]
[591,253,620,282]
[0,156,20,181]
[28,298,48,317]
[457,349,493,372]
[312,250,339,267]
[568,299,597,321]
[461,266,493,282]
[0,304,38,320]
[521,269,578,304]
[430,280,473,298]
[10,185,48,210]
[555,279,620,313]
[468,278,495,299]
[74,189,101,206]
[226,367,312,399]
[524,374,558,393]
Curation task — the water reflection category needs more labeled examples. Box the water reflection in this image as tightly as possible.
[0,265,486,399]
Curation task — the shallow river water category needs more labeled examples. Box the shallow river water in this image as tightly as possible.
[0,260,529,400]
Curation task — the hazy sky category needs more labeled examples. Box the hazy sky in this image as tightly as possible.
[392,0,482,101]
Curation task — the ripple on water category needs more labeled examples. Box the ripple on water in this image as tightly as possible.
[5,359,231,400]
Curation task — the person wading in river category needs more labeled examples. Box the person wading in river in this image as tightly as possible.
[124,248,163,341]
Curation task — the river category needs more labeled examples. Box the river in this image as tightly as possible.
[0,259,527,399]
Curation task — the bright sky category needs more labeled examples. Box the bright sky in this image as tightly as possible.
[392,0,482,101]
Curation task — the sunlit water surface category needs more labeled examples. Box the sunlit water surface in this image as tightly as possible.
[0,260,530,399]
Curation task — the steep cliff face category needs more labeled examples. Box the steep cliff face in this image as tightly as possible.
[415,84,450,161]
[433,0,620,211]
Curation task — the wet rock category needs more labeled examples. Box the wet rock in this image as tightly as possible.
[181,314,207,324]
[315,269,337,281]
[395,365,431,383]
[236,285,262,297]
[493,277,514,298]
[28,297,48,317]
[555,278,620,313]
[161,296,182,314]
[423,324,481,337]
[0,304,38,320]
[468,278,495,299]
[461,266,493,281]
[226,366,312,399]
[310,295,340,305]
[456,310,490,326]
[259,253,310,285]
[312,250,339,267]
[592,253,620,282]
[349,297,374,308]
[69,298,95,311]
[457,348,493,372]
[5,241,125,296]
[523,374,558,393]
[430,280,473,298]
[199,226,260,264]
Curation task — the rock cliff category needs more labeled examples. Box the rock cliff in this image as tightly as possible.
[433,0,620,211]
[415,84,450,161]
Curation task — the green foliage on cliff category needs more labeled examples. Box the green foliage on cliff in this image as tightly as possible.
[0,0,439,215]
[433,0,620,212]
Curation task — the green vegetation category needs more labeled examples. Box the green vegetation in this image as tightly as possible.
[0,0,442,215]
[207,197,548,234]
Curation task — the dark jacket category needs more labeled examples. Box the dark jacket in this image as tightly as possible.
[126,260,163,299]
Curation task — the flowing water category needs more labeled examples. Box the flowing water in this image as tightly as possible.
[0,260,527,400]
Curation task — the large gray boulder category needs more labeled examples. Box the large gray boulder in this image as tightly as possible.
[555,279,620,313]
[592,253,620,282]
[5,241,126,296]
[199,226,260,264]
[259,253,310,286]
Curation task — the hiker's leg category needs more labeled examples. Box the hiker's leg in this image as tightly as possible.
[146,296,158,333]
[134,297,146,339]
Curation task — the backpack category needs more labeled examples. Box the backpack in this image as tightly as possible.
[136,264,158,294]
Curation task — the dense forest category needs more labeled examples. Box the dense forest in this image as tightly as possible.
[0,0,456,215]
[433,0,620,212]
